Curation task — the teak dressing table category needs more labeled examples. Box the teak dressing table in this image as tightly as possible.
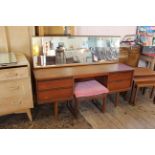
[33,63,134,117]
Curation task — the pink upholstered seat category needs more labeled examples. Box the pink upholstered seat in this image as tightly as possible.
[74,80,109,98]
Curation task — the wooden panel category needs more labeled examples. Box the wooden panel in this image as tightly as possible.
[119,47,129,63]
[0,67,28,81]
[0,26,34,60]
[38,88,73,103]
[37,78,73,91]
[0,79,29,98]
[119,46,141,67]
[0,95,32,115]
[109,71,132,81]
[36,26,74,36]
[44,26,64,35]
[127,53,140,67]
[108,80,131,91]
[34,64,133,81]
[0,27,9,52]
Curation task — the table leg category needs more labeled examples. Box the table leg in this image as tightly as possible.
[132,85,139,106]
[150,86,154,99]
[142,88,146,95]
[54,102,58,118]
[114,92,119,107]
[129,81,134,104]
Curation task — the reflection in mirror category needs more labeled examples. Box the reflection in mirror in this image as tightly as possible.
[32,36,120,68]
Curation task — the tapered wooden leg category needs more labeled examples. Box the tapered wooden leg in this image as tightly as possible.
[114,92,119,107]
[132,85,139,106]
[153,96,155,104]
[129,81,135,104]
[102,95,106,113]
[142,88,146,95]
[150,86,154,98]
[54,102,58,118]
[26,109,32,121]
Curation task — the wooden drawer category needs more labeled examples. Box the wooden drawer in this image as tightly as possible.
[108,79,131,91]
[0,67,28,81]
[0,79,28,99]
[38,88,73,103]
[37,78,73,91]
[109,71,132,82]
[0,95,32,115]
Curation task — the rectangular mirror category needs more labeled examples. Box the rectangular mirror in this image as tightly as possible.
[32,36,120,68]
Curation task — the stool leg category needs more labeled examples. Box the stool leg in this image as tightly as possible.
[102,95,106,113]
[132,85,139,106]
[75,98,79,117]
[54,102,58,118]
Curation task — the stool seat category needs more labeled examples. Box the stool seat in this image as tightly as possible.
[74,80,109,98]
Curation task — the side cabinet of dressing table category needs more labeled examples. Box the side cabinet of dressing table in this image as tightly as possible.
[36,76,74,118]
[33,63,134,117]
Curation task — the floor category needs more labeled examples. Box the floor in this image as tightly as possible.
[0,90,154,129]
[0,104,91,129]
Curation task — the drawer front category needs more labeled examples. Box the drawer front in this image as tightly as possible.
[0,95,33,115]
[0,79,28,99]
[0,67,28,81]
[108,80,131,91]
[38,88,73,102]
[37,78,73,91]
[109,71,132,82]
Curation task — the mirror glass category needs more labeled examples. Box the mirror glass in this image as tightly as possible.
[32,36,120,68]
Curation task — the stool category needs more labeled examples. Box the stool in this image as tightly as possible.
[74,80,109,115]
[130,79,155,105]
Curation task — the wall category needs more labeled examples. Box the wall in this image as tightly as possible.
[0,26,35,60]
[74,26,137,39]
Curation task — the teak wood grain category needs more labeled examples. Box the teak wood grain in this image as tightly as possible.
[33,63,134,117]
[34,63,133,81]
[130,67,155,105]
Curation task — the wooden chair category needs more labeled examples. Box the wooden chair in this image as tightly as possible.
[74,80,109,116]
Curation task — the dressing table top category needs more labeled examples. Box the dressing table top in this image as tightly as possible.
[34,63,133,81]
